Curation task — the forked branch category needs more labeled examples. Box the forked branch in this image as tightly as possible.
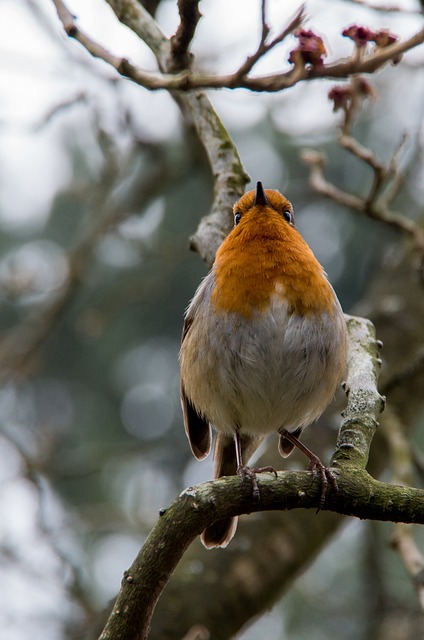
[302,75,424,274]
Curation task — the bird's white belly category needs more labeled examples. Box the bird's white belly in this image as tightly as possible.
[182,294,345,436]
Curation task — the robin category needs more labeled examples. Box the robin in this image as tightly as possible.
[179,182,347,548]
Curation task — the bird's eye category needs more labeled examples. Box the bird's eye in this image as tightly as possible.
[283,210,294,226]
[234,212,241,226]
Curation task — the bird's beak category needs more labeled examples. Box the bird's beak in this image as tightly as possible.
[254,181,269,206]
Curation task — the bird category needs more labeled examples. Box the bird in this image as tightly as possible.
[179,181,347,549]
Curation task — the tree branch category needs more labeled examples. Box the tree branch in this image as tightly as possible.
[98,315,392,640]
[103,0,250,265]
[99,472,424,640]
[332,315,385,470]
[54,0,424,266]
[169,0,202,71]
[301,75,424,275]
[301,147,424,274]
[52,1,424,92]
[47,3,424,636]
[232,3,305,81]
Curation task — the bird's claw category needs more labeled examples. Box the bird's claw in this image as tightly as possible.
[308,457,338,512]
[236,465,278,501]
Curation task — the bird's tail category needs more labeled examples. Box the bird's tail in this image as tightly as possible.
[200,432,263,549]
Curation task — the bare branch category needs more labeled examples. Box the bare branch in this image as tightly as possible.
[102,0,250,264]
[301,149,366,211]
[233,3,305,80]
[379,132,408,207]
[53,0,123,68]
[301,115,424,274]
[52,0,424,93]
[332,315,385,470]
[55,0,424,269]
[99,466,424,640]
[169,0,202,71]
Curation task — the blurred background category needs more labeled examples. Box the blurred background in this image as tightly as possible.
[1,0,424,638]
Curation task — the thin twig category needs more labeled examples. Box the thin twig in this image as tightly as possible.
[300,149,366,211]
[169,0,202,71]
[379,132,408,207]
[303,154,416,245]
[233,3,305,80]
[301,95,424,275]
[52,0,424,93]
[339,132,385,174]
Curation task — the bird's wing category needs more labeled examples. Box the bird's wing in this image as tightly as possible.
[180,313,212,460]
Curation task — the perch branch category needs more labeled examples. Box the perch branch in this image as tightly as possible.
[99,470,424,640]
[98,316,392,640]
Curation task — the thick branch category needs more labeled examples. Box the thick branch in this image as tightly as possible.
[332,315,385,470]
[99,316,390,640]
[103,0,250,264]
[99,469,424,640]
[49,13,246,268]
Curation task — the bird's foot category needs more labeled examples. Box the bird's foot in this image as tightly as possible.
[307,455,338,512]
[236,465,278,501]
[278,429,338,512]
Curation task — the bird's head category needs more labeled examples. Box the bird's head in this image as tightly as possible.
[232,181,295,230]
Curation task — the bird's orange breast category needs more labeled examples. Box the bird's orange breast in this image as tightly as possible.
[211,207,335,318]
